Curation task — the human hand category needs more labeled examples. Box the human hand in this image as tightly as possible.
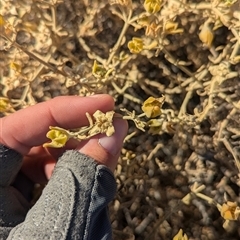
[0,94,128,184]
[0,94,128,239]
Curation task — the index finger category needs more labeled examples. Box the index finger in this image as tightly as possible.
[0,94,114,155]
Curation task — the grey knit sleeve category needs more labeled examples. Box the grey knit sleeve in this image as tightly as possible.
[1,145,116,240]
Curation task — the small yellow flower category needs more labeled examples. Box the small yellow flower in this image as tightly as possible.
[0,14,6,26]
[220,201,240,220]
[43,128,69,148]
[173,229,188,240]
[128,37,144,54]
[142,96,165,118]
[199,24,214,48]
[92,60,107,78]
[10,62,22,73]
[0,97,11,113]
[144,0,161,14]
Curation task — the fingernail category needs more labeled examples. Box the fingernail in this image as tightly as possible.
[98,119,127,156]
[88,94,104,98]
[88,94,101,98]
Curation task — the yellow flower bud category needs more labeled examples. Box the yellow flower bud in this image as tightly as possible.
[147,119,175,134]
[0,97,11,113]
[144,0,161,14]
[164,21,184,35]
[221,201,240,220]
[43,128,69,148]
[92,60,107,78]
[199,24,214,48]
[0,14,6,26]
[141,96,165,118]
[128,37,143,54]
[10,62,22,72]
[147,119,162,135]
[173,229,188,240]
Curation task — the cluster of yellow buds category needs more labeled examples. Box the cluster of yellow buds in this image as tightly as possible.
[127,0,184,53]
[140,96,173,134]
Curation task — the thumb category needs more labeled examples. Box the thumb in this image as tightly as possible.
[76,117,128,172]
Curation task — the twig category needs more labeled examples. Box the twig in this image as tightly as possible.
[106,9,132,65]
[220,137,240,173]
